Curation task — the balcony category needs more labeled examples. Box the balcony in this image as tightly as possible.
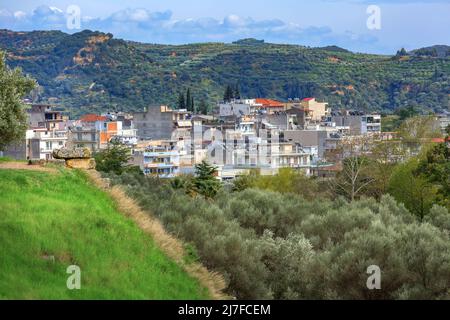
[143,151,179,157]
[144,162,178,169]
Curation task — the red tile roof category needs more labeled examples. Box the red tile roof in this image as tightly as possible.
[80,114,107,122]
[302,97,315,102]
[431,137,450,143]
[255,98,284,108]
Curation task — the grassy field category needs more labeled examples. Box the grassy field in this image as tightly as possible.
[0,168,209,299]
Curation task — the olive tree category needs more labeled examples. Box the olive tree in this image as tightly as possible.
[0,51,36,151]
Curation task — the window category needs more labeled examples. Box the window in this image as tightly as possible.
[77,133,82,141]
[46,141,52,150]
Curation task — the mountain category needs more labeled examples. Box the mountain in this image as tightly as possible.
[1,29,449,117]
[410,45,450,58]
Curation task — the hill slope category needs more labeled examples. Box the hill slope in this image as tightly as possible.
[0,166,209,299]
[1,29,449,116]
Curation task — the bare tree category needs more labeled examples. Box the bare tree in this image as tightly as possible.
[329,135,375,201]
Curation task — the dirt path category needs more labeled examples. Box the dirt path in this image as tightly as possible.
[0,162,58,173]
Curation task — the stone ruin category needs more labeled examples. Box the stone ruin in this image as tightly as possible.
[52,148,96,170]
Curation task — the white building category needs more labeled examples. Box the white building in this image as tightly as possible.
[219,101,253,117]
[26,124,69,160]
[110,128,138,146]
[143,141,180,178]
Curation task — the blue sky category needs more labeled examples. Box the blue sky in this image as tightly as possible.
[0,0,449,54]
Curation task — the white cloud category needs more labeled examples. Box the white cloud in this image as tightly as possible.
[0,9,12,19]
[13,11,27,20]
[48,6,63,14]
[0,5,380,52]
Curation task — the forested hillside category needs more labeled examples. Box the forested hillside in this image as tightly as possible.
[1,29,449,116]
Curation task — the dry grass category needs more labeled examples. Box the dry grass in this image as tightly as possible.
[0,161,58,172]
[86,170,229,300]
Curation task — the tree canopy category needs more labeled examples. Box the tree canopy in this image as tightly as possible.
[105,171,450,300]
[0,51,36,151]
[94,141,132,175]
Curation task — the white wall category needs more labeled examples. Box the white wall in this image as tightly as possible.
[219,102,251,117]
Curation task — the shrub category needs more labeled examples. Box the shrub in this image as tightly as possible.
[95,142,132,175]
[105,171,450,300]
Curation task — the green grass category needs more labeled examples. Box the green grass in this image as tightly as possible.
[0,169,209,299]
[0,156,27,163]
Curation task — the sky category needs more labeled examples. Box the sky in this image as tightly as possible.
[0,0,449,54]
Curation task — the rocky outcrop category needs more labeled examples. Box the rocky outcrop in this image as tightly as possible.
[66,158,96,170]
[52,148,96,170]
[52,148,92,160]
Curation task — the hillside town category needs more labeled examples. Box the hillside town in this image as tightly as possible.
[1,0,450,304]
[2,96,449,180]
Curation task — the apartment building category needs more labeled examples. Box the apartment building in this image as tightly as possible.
[133,105,191,140]
[67,114,138,151]
[3,104,70,160]
[330,112,381,135]
[143,141,180,178]
[272,142,313,175]
[27,104,66,129]
[436,113,450,134]
[26,123,69,160]
[67,115,104,152]
[219,98,285,118]
[300,98,330,122]
[283,129,328,158]
[68,125,100,152]
[254,99,286,114]
[219,100,253,117]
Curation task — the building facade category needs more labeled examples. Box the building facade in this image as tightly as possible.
[133,105,190,140]
[143,141,180,178]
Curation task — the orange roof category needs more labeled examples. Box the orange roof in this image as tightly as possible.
[431,137,450,143]
[80,114,107,122]
[255,98,284,108]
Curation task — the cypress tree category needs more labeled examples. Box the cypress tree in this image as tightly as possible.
[177,92,186,109]
[186,88,192,111]
[234,83,241,100]
[224,85,234,102]
[199,100,208,115]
